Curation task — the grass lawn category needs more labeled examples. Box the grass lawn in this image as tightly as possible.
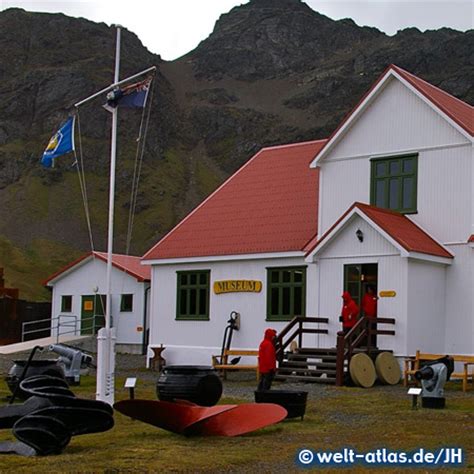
[0,375,472,473]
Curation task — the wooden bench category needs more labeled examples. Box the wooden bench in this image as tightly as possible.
[404,351,474,392]
[212,349,259,380]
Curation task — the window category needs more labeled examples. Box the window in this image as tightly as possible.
[176,271,210,320]
[370,154,418,213]
[267,267,306,321]
[120,294,133,312]
[61,295,72,312]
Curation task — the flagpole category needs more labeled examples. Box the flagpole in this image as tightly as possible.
[74,66,156,108]
[97,25,121,404]
[106,25,121,332]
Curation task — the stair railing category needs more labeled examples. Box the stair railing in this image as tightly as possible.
[22,314,78,342]
[275,316,329,363]
[335,316,396,386]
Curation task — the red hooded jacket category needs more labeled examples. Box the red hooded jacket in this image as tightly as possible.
[362,292,377,318]
[258,328,277,373]
[341,291,359,328]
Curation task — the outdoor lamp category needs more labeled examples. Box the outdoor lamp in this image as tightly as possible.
[356,229,364,242]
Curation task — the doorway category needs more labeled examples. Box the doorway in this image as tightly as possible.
[343,264,378,309]
[81,294,106,335]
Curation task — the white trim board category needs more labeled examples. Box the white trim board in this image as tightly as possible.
[145,251,305,266]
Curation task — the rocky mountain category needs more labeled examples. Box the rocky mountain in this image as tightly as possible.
[0,0,472,299]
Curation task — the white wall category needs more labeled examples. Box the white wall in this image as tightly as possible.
[49,258,148,346]
[444,244,474,354]
[415,145,472,243]
[326,78,469,160]
[314,76,472,358]
[149,256,318,365]
[406,260,446,354]
[318,77,472,244]
[314,215,408,355]
[319,215,398,258]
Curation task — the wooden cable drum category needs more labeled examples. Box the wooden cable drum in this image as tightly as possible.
[349,353,376,388]
[375,352,401,385]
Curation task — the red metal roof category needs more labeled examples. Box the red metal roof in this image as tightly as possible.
[306,202,453,259]
[43,251,150,285]
[357,203,453,258]
[391,65,473,136]
[143,140,326,260]
[93,252,151,281]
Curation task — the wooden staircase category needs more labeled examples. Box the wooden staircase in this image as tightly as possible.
[275,316,396,386]
[276,347,338,384]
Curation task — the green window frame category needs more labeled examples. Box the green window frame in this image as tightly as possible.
[370,154,418,213]
[266,267,306,321]
[61,295,72,312]
[120,294,133,312]
[176,270,210,320]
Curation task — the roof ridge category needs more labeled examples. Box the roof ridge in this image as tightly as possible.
[93,252,150,281]
[355,202,452,257]
[402,214,454,256]
[307,201,452,259]
[94,251,141,259]
[262,138,327,152]
[391,64,473,108]
[354,201,406,217]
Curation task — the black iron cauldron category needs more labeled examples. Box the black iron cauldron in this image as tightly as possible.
[255,390,308,420]
[156,365,223,407]
[6,360,65,399]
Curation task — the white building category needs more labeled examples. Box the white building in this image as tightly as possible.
[44,251,151,353]
[142,65,473,367]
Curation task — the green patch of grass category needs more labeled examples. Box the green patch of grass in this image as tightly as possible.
[0,235,82,301]
[0,376,472,472]
[195,159,223,197]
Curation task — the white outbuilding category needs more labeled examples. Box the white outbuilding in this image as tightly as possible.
[44,251,151,353]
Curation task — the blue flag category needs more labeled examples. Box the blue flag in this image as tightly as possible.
[104,78,151,111]
[41,117,75,168]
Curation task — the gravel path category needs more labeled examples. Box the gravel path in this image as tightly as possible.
[1,349,341,402]
[0,349,452,401]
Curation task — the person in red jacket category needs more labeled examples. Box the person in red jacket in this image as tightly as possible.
[362,285,378,347]
[257,328,277,391]
[362,285,377,318]
[340,291,359,335]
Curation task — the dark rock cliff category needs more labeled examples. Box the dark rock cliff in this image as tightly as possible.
[0,0,472,299]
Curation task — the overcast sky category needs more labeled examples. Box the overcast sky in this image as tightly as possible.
[2,1,472,60]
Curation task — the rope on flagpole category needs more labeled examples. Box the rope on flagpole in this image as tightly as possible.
[74,109,95,252]
[125,74,156,255]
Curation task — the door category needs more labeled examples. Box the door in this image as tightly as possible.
[343,264,378,309]
[81,294,106,335]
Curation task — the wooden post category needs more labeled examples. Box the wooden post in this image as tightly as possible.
[298,318,302,349]
[365,317,371,352]
[336,331,345,386]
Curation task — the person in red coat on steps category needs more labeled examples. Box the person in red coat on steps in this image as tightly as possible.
[362,286,377,318]
[340,291,359,336]
[257,328,277,391]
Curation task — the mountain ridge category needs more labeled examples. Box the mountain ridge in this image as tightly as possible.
[0,1,472,299]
